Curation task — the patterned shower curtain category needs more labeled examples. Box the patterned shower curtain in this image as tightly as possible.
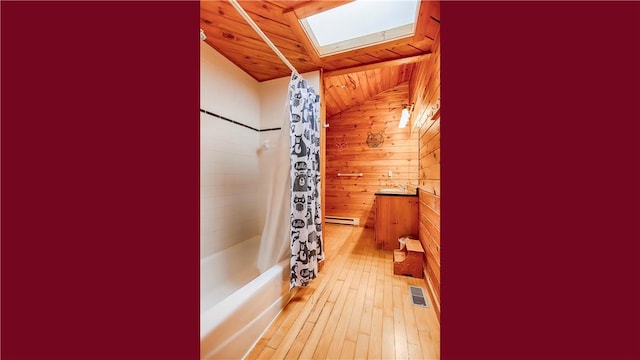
[288,73,323,287]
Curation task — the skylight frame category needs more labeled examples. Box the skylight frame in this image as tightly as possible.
[299,0,422,57]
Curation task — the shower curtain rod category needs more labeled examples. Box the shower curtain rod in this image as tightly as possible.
[229,0,299,75]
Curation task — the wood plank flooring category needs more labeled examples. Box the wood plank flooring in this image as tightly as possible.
[246,224,440,360]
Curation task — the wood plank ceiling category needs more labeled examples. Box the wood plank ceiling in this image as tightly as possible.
[200,0,440,116]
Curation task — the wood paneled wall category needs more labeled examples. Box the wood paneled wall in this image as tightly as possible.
[410,32,441,317]
[325,83,418,228]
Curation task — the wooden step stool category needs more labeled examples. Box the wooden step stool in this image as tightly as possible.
[393,238,424,278]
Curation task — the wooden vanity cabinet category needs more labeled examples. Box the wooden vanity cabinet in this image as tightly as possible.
[374,194,419,251]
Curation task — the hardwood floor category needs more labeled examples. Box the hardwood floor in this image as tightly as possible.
[246,224,440,360]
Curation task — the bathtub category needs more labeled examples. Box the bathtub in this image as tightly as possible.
[200,235,294,359]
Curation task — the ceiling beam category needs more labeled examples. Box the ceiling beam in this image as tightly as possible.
[413,1,431,41]
[283,9,322,65]
[288,1,354,19]
[282,1,355,67]
[324,53,432,78]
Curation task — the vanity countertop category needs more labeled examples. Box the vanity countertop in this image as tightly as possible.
[374,188,418,196]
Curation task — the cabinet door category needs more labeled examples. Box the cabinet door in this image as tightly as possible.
[375,196,392,248]
[376,196,419,251]
[394,197,419,242]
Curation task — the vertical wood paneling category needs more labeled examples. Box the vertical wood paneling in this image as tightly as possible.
[410,31,441,318]
[325,83,419,228]
[319,70,327,261]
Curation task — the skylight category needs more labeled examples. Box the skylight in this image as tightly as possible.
[300,0,421,57]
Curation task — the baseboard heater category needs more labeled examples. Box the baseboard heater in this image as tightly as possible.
[324,216,360,226]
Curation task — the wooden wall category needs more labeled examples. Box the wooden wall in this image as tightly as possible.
[325,83,419,228]
[410,32,441,316]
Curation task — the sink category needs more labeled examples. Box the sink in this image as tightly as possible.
[378,188,410,194]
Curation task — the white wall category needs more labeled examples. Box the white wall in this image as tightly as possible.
[200,38,321,259]
[200,42,261,259]
[200,42,260,128]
